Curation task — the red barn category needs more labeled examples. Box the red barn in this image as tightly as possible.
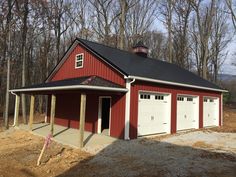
[11,38,226,140]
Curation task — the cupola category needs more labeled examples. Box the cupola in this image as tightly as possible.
[132,41,148,57]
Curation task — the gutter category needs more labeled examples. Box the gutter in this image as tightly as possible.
[9,85,128,93]
[126,75,228,93]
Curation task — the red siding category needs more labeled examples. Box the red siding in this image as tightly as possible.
[50,44,125,86]
[46,43,126,139]
[54,93,98,132]
[47,92,126,139]
[45,42,222,140]
[110,94,126,138]
[130,81,222,139]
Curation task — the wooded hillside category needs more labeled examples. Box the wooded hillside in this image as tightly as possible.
[0,0,235,125]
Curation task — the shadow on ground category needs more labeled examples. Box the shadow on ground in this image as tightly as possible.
[55,131,236,177]
[1,117,236,177]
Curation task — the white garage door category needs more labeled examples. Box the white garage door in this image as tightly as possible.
[203,97,219,127]
[138,92,171,136]
[177,95,199,131]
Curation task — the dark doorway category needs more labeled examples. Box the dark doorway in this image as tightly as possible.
[101,98,111,132]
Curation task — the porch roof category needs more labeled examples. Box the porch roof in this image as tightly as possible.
[10,76,128,93]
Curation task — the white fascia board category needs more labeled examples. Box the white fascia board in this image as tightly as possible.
[126,75,228,93]
[10,85,128,93]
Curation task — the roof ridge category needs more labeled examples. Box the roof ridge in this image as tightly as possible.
[77,38,167,62]
[77,38,204,78]
[77,38,188,68]
[76,38,223,91]
[77,37,133,54]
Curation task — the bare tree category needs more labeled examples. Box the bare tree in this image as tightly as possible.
[126,0,156,47]
[209,3,231,83]
[143,30,167,60]
[118,0,128,49]
[15,0,29,124]
[49,0,72,65]
[172,0,192,69]
[225,0,236,31]
[4,0,14,128]
[158,0,175,63]
[190,0,216,79]
[89,0,120,45]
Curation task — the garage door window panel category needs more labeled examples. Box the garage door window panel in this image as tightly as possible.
[138,92,171,136]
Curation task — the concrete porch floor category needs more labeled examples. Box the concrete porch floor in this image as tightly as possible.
[19,123,117,149]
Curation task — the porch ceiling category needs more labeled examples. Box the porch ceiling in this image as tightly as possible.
[10,76,127,94]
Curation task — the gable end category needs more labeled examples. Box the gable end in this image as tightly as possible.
[45,39,127,83]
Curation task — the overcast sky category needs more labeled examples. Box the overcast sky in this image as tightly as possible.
[154,21,236,76]
[221,37,236,75]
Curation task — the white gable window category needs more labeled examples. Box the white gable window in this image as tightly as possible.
[75,53,84,68]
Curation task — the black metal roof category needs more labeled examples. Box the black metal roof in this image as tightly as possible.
[11,76,125,93]
[78,38,223,91]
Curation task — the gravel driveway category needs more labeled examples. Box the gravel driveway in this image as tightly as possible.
[65,130,236,177]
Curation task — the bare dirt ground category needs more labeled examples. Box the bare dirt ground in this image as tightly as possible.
[0,107,236,177]
[211,107,236,133]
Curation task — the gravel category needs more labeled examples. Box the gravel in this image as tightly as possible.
[82,130,236,177]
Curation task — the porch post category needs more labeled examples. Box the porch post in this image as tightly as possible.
[50,94,56,135]
[79,93,86,148]
[44,95,48,123]
[14,94,20,127]
[29,95,35,130]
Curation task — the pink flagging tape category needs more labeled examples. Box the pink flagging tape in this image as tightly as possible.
[45,133,52,148]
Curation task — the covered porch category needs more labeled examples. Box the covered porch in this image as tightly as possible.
[10,76,127,148]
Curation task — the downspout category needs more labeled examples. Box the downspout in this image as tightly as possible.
[124,77,135,140]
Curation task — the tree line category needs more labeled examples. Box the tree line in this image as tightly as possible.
[0,0,235,125]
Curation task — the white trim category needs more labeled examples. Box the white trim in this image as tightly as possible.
[203,96,219,100]
[10,85,128,93]
[124,79,135,140]
[203,96,220,127]
[221,93,223,126]
[97,98,102,134]
[177,93,199,97]
[75,53,84,69]
[138,90,173,95]
[176,94,199,130]
[126,76,228,93]
[97,96,112,136]
[137,90,172,136]
[46,40,126,82]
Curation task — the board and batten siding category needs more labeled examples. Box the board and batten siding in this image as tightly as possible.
[129,80,222,139]
[45,43,127,139]
[50,44,125,86]
[47,91,126,139]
